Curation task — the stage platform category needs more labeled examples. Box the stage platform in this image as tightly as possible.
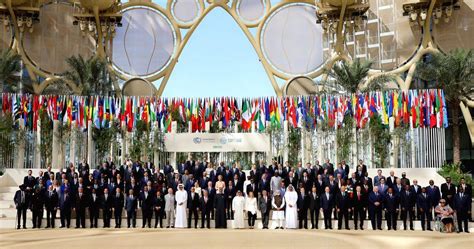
[0,228,473,249]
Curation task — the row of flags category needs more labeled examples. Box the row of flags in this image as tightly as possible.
[0,89,448,133]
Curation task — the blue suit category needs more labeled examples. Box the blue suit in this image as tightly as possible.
[368,192,384,230]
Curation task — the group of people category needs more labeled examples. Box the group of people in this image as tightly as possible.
[13,158,472,233]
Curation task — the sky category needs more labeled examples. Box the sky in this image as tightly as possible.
[149,0,280,97]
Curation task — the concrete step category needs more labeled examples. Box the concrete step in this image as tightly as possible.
[0,193,14,201]
[0,200,15,209]
[0,187,19,193]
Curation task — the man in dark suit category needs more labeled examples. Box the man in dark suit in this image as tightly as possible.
[458,177,472,221]
[101,188,114,228]
[59,189,72,228]
[285,171,298,189]
[259,190,272,229]
[320,186,334,229]
[31,187,44,229]
[309,186,320,229]
[153,190,165,228]
[426,180,441,211]
[74,187,88,228]
[297,187,309,229]
[336,186,351,230]
[44,185,58,228]
[417,187,432,231]
[187,186,200,228]
[89,188,100,228]
[368,186,384,230]
[13,185,29,229]
[299,172,312,193]
[453,188,470,233]
[125,189,138,228]
[23,170,36,191]
[384,188,399,230]
[113,188,125,228]
[441,177,456,207]
[200,190,212,228]
[400,184,415,230]
[352,185,367,230]
[386,170,397,188]
[139,186,154,228]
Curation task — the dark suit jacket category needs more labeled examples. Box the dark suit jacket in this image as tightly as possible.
[125,196,138,212]
[426,185,441,207]
[14,190,30,209]
[440,183,456,201]
[309,192,320,210]
[258,195,272,214]
[187,192,200,210]
[320,193,334,211]
[368,192,384,210]
[44,191,59,210]
[200,196,213,213]
[113,193,125,210]
[23,176,36,189]
[139,192,154,211]
[75,194,89,211]
[416,193,432,211]
[453,193,470,213]
[384,194,399,212]
[400,190,415,209]
[101,194,114,210]
[335,192,351,210]
[297,193,310,210]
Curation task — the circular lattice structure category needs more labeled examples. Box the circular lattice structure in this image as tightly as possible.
[260,3,324,77]
[111,6,177,78]
[170,0,201,26]
[236,0,266,25]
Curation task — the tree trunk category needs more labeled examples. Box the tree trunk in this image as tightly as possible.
[451,102,461,164]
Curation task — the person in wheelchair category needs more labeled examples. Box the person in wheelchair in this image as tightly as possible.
[434,199,455,233]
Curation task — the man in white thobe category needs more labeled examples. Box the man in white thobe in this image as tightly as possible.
[175,184,188,228]
[232,191,245,229]
[284,185,298,229]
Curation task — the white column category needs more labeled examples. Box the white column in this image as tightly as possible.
[389,117,395,167]
[153,121,159,168]
[35,118,41,168]
[368,126,373,168]
[69,121,76,165]
[352,125,358,167]
[121,121,126,165]
[251,121,256,164]
[266,121,272,164]
[283,120,289,163]
[188,121,192,160]
[301,128,305,164]
[52,120,60,169]
[16,118,25,169]
[171,121,177,168]
[334,125,338,164]
[87,120,93,167]
[317,129,323,163]
[410,117,416,168]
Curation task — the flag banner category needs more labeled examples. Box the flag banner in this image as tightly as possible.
[0,89,448,132]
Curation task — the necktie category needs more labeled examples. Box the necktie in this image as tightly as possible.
[21,191,25,203]
[358,193,360,201]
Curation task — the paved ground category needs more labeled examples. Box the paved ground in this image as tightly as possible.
[0,228,473,249]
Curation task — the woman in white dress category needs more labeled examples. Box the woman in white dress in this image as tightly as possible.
[232,190,246,229]
[245,191,258,229]
[284,185,298,229]
[193,181,202,198]
[272,191,285,229]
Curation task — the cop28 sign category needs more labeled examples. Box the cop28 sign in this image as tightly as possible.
[164,133,270,152]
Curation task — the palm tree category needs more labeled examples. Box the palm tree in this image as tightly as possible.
[415,48,474,164]
[62,55,114,96]
[0,48,21,93]
[325,58,394,94]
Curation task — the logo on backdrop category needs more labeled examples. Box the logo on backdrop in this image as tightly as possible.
[219,137,228,145]
[193,137,202,144]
